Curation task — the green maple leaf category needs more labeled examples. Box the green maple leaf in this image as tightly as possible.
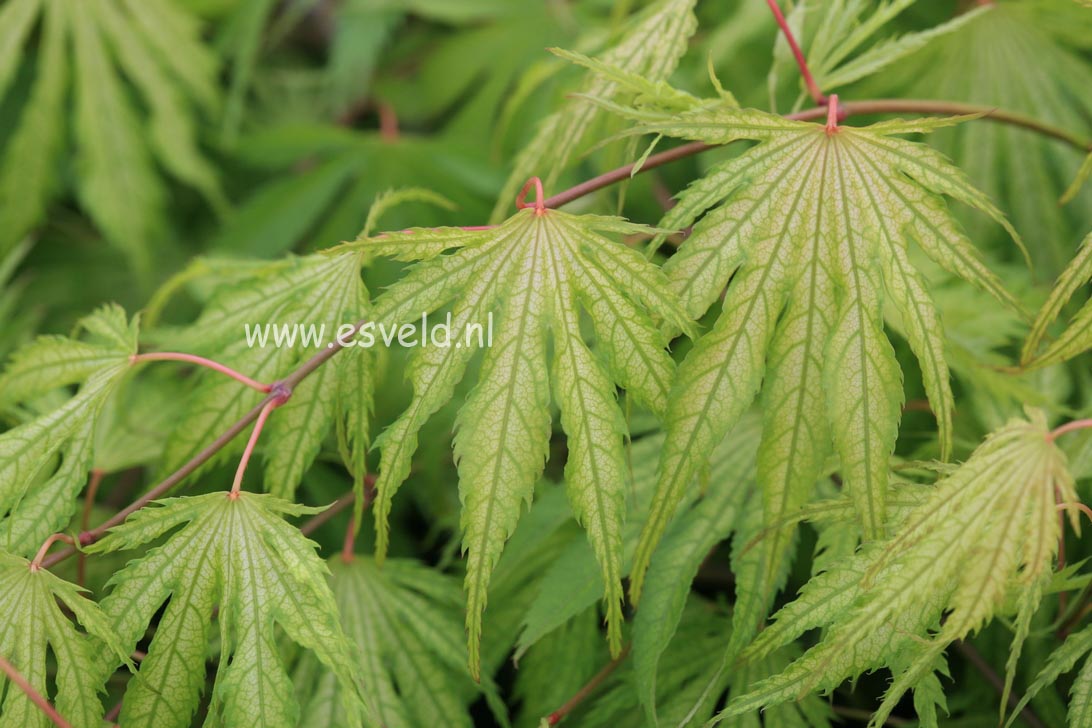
[1006,621,1092,728]
[294,557,504,728]
[209,125,493,257]
[0,0,223,270]
[0,551,130,728]
[151,251,373,506]
[767,0,986,110]
[86,492,370,728]
[1022,230,1092,368]
[581,65,1024,599]
[717,408,1080,728]
[885,0,1092,275]
[0,304,137,555]
[342,205,692,677]
[492,0,697,222]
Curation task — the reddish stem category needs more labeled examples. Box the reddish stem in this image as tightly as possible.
[229,388,290,498]
[1057,487,1070,616]
[516,177,548,215]
[766,0,826,105]
[0,652,74,728]
[341,516,356,563]
[1057,501,1092,525]
[299,478,375,537]
[1048,418,1092,441]
[104,700,122,724]
[378,101,399,142]
[131,352,271,393]
[825,94,840,134]
[540,99,1089,210]
[30,98,1092,574]
[29,534,76,572]
[77,469,105,587]
[546,645,630,724]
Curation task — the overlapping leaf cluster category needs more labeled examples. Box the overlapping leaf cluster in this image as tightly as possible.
[718,408,1079,727]
[0,1,1091,726]
[0,305,136,555]
[575,61,1025,602]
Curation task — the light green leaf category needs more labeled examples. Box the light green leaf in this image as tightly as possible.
[718,409,1078,727]
[491,0,697,221]
[631,433,753,724]
[88,492,369,728]
[1022,231,1092,368]
[0,306,137,555]
[295,558,502,728]
[359,208,689,676]
[892,2,1092,275]
[0,550,129,728]
[0,0,66,258]
[1005,623,1092,728]
[156,253,373,501]
[586,83,1020,598]
[0,0,221,267]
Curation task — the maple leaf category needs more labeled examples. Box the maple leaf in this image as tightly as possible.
[0,305,137,555]
[510,412,761,665]
[886,1,1092,274]
[1006,621,1092,728]
[0,0,223,270]
[85,492,370,728]
[716,408,1080,727]
[1022,230,1092,368]
[767,0,986,110]
[151,251,373,505]
[579,64,1025,600]
[210,125,493,257]
[0,550,130,728]
[342,202,692,677]
[492,0,698,222]
[293,557,505,728]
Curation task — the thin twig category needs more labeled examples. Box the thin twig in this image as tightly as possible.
[378,101,399,142]
[300,476,376,538]
[541,99,1091,210]
[77,468,104,587]
[341,516,357,563]
[0,652,74,728]
[955,641,1045,728]
[104,699,122,724]
[41,397,282,569]
[546,645,630,725]
[765,0,826,104]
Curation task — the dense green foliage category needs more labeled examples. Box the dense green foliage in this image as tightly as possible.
[0,1,1091,726]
